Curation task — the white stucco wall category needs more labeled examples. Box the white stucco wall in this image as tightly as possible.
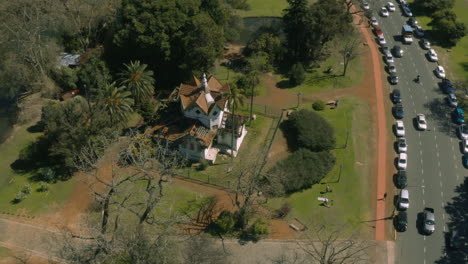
[217,125,246,151]
[178,136,204,161]
[183,105,223,129]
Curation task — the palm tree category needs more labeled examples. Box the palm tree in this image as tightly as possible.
[118,61,155,106]
[228,83,245,160]
[102,82,134,124]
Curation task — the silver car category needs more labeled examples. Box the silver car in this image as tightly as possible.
[447,93,458,107]
[398,189,409,210]
[423,208,435,234]
[458,124,468,139]
[398,138,407,153]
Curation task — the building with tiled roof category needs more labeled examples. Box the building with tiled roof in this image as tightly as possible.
[151,74,247,163]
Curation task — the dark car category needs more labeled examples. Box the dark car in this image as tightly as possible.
[381,44,390,54]
[463,153,468,168]
[454,107,465,124]
[408,17,418,27]
[389,72,398,85]
[392,89,402,103]
[393,103,404,119]
[393,45,403,57]
[395,169,407,188]
[394,211,408,232]
[420,39,431,50]
[442,79,454,94]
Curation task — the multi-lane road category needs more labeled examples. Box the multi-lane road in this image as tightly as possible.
[367,0,467,263]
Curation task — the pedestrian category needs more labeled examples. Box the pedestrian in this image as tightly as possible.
[326,185,331,193]
[383,192,387,201]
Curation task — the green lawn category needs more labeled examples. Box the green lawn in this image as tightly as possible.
[266,97,374,238]
[0,123,76,216]
[237,0,289,17]
[0,247,12,259]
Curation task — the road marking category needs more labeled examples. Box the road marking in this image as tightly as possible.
[424,236,426,241]
[420,149,423,155]
[444,225,446,232]
[424,247,426,253]
[423,199,426,205]
[440,181,442,187]
[443,213,446,220]
[436,143,438,149]
[441,191,444,197]
[422,169,424,175]
[438,161,441,167]
[425,95,428,100]
[422,178,424,183]
[437,152,439,158]
[457,174,460,180]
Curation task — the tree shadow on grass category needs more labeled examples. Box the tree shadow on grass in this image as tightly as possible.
[423,98,456,137]
[26,121,44,133]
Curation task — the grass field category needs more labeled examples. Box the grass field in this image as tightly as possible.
[236,0,289,17]
[0,247,12,259]
[0,123,75,216]
[266,97,374,238]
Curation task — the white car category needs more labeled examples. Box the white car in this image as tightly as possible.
[396,120,405,137]
[387,2,396,11]
[362,2,370,10]
[378,35,387,45]
[427,49,438,62]
[398,189,410,210]
[371,16,379,27]
[398,152,408,169]
[463,139,468,153]
[381,7,389,17]
[399,0,408,6]
[417,114,427,130]
[447,93,458,107]
[385,52,394,63]
[459,124,468,140]
[435,65,446,79]
[398,137,408,153]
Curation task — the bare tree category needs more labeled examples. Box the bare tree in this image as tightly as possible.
[297,224,373,264]
[338,31,362,76]
[342,0,365,15]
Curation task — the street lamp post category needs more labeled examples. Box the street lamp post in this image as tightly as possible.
[297,92,302,108]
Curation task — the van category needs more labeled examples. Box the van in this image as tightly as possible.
[398,189,409,210]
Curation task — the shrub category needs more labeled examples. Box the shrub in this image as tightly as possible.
[274,202,292,219]
[289,63,306,86]
[249,218,270,239]
[38,182,49,192]
[21,184,32,195]
[282,109,336,152]
[38,167,56,182]
[312,100,326,111]
[215,211,236,234]
[197,160,209,171]
[13,191,27,203]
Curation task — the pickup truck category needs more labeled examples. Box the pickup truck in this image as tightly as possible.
[423,208,435,235]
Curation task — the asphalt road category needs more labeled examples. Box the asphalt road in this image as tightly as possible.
[367,1,467,263]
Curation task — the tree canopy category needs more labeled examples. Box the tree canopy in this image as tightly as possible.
[430,9,466,46]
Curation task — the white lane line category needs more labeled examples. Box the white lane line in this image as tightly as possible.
[441,191,444,197]
[438,161,441,167]
[457,174,460,180]
[422,188,425,195]
[422,169,424,175]
[440,181,443,187]
[443,213,446,220]
[444,226,446,232]
[425,95,428,100]
[422,178,425,183]
[436,143,438,149]
[437,152,440,158]
[423,199,426,205]
[424,247,426,253]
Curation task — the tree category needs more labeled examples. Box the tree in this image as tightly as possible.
[430,10,466,46]
[76,56,112,97]
[119,61,155,106]
[339,31,361,76]
[283,0,314,64]
[289,63,306,86]
[297,224,372,264]
[415,0,455,13]
[227,83,245,160]
[101,82,134,125]
[244,33,282,64]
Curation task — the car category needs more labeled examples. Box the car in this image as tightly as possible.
[447,93,458,107]
[408,17,418,27]
[381,44,390,54]
[374,26,384,36]
[435,65,446,79]
[464,153,468,168]
[389,72,399,85]
[395,169,408,188]
[398,137,407,153]
[398,189,409,209]
[362,2,370,10]
[421,39,431,50]
[393,103,404,119]
[395,120,405,137]
[393,45,403,57]
[387,2,396,11]
[387,62,396,73]
[458,124,468,139]
[392,89,402,103]
[399,0,408,6]
[398,153,408,170]
[416,114,427,130]
[462,139,468,153]
[394,211,408,232]
[402,6,412,17]
[381,7,389,17]
[423,208,435,234]
[453,107,465,124]
[427,49,438,62]
[415,26,424,37]
[378,34,387,45]
[385,51,394,63]
[442,79,454,94]
[370,16,378,27]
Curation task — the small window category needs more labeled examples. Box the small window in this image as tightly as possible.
[195,110,200,114]
[212,111,218,116]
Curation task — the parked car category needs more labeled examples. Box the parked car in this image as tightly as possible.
[442,79,454,94]
[421,39,431,50]
[435,65,446,79]
[381,7,389,17]
[378,34,387,45]
[385,51,394,63]
[458,124,468,139]
[416,114,427,130]
[394,211,408,232]
[393,45,403,57]
[414,26,424,37]
[387,2,396,11]
[427,49,438,62]
[392,89,402,103]
[462,139,468,153]
[389,72,399,85]
[423,208,435,234]
[371,16,379,26]
[399,0,408,6]
[463,153,468,168]
[453,107,465,124]
[398,137,407,153]
[374,26,384,36]
[398,189,410,209]
[408,17,418,27]
[395,169,407,188]
[447,93,458,107]
[362,2,370,10]
[387,62,396,73]
[393,103,404,119]
[381,44,389,54]
[398,153,407,169]
[395,120,405,137]
[402,6,412,16]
